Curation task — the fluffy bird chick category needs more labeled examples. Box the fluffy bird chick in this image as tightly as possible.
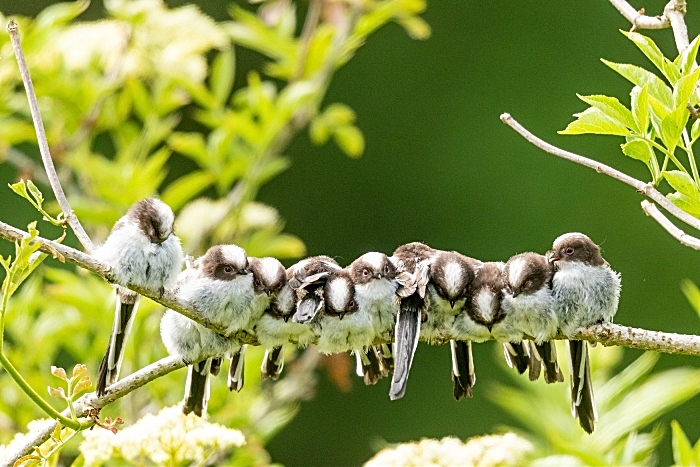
[500,252,562,383]
[95,198,183,397]
[290,256,342,324]
[389,242,436,400]
[315,270,368,354]
[425,251,481,400]
[549,232,621,434]
[227,256,285,392]
[349,252,401,386]
[160,244,254,416]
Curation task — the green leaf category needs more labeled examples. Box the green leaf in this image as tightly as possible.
[397,15,432,40]
[602,59,674,110]
[660,106,689,153]
[622,31,680,84]
[673,67,700,109]
[692,119,700,142]
[324,103,356,126]
[35,0,90,29]
[9,180,30,203]
[160,171,215,212]
[578,94,636,131]
[168,132,210,167]
[680,279,700,319]
[631,86,650,134]
[559,107,631,136]
[309,118,330,145]
[663,170,698,198]
[680,36,700,76]
[667,191,700,218]
[72,364,87,378]
[72,375,92,396]
[671,421,694,466]
[621,139,655,173]
[210,48,235,106]
[333,125,365,158]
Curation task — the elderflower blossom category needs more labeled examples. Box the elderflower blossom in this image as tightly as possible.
[80,405,245,466]
[364,433,534,467]
[0,419,52,462]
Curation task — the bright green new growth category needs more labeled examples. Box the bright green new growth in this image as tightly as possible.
[561,31,700,218]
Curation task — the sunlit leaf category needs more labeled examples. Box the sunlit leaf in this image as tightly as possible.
[333,125,365,158]
[667,191,700,218]
[671,420,694,466]
[660,106,689,153]
[631,85,650,135]
[622,30,680,84]
[35,0,90,29]
[211,48,236,106]
[680,36,700,76]
[47,386,65,398]
[397,15,432,40]
[578,94,636,131]
[602,59,674,110]
[73,375,92,396]
[680,279,700,319]
[559,107,631,136]
[168,132,210,167]
[673,67,700,109]
[692,119,700,142]
[72,363,87,378]
[663,170,698,199]
[51,366,68,381]
[161,171,216,212]
[621,139,654,165]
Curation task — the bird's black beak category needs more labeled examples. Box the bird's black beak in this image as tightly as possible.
[242,268,250,275]
[487,324,493,332]
[339,312,345,320]
[266,290,272,297]
[375,273,382,279]
[548,251,561,264]
[283,315,290,322]
[449,300,456,309]
[512,290,520,298]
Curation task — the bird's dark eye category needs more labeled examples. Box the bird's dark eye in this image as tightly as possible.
[362,268,370,277]
[348,300,355,308]
[565,247,574,256]
[384,265,390,274]
[254,279,261,286]
[224,266,233,274]
[523,280,532,289]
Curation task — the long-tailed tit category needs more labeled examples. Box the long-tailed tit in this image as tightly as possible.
[160,244,253,416]
[500,252,562,383]
[95,198,183,396]
[549,232,621,433]
[427,251,481,400]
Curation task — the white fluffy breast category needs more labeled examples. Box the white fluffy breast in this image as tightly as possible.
[444,261,463,297]
[474,289,494,319]
[507,257,526,287]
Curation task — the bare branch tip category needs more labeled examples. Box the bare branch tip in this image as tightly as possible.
[7,19,17,33]
[499,113,512,123]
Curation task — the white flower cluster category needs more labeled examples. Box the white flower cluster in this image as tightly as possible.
[364,433,534,467]
[0,418,52,462]
[79,405,245,466]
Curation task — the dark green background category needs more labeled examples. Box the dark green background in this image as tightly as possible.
[2,1,699,465]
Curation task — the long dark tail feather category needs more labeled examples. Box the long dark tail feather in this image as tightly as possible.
[228,345,247,392]
[354,347,387,386]
[389,294,423,400]
[261,346,285,380]
[502,341,529,375]
[569,340,597,434]
[183,359,210,417]
[527,340,542,382]
[380,344,394,373]
[537,342,564,384]
[451,340,475,400]
[96,296,139,397]
[292,295,322,324]
[210,357,223,377]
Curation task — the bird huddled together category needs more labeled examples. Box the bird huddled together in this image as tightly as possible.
[94,198,621,434]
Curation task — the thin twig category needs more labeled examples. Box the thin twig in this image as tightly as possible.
[6,20,94,253]
[499,113,700,232]
[608,0,689,54]
[0,220,233,338]
[571,322,700,355]
[0,356,185,467]
[664,0,689,54]
[609,0,669,29]
[641,200,700,250]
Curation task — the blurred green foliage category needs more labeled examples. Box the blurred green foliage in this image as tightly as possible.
[0,0,700,466]
[0,0,429,464]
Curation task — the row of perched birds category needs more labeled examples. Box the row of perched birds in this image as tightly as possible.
[92,198,621,434]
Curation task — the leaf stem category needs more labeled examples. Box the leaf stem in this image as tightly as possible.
[0,353,82,430]
[681,128,700,188]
